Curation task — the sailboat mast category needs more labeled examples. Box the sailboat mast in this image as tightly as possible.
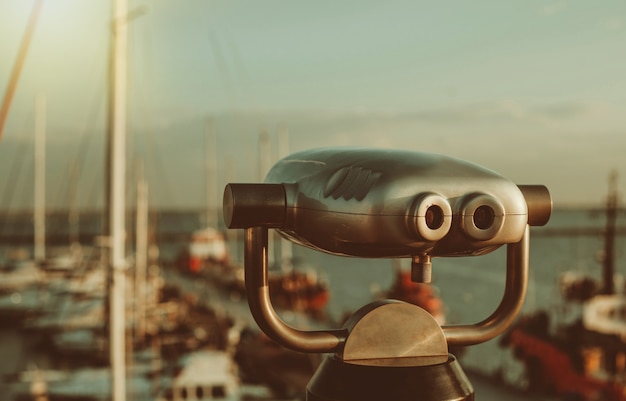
[277,125,293,271]
[0,0,43,141]
[34,94,46,263]
[601,170,618,295]
[206,120,218,228]
[258,130,276,265]
[109,0,128,399]
[135,162,148,344]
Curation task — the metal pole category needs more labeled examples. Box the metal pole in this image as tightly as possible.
[277,125,293,271]
[34,94,46,263]
[602,171,618,295]
[206,120,218,228]
[109,0,127,399]
[135,163,148,343]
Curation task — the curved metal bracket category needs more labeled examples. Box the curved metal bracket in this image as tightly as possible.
[442,225,529,346]
[244,225,529,353]
[244,227,348,353]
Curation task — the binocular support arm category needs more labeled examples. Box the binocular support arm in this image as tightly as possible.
[442,225,529,346]
[244,227,348,353]
[244,224,529,354]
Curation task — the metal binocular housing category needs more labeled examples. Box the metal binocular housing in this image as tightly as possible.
[225,147,551,282]
[223,147,552,368]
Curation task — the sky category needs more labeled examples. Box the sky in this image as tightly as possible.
[0,0,625,212]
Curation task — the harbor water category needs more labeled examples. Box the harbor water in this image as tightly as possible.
[1,207,624,399]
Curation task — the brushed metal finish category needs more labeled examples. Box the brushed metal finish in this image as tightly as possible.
[224,148,551,356]
[443,225,529,346]
[265,147,531,259]
[244,226,347,353]
[341,300,448,366]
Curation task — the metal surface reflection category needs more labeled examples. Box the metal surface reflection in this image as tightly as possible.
[224,147,552,401]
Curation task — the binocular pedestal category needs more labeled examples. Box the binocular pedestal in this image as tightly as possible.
[307,354,473,401]
[237,225,530,401]
[305,299,474,401]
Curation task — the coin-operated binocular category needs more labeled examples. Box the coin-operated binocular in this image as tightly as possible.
[223,147,552,401]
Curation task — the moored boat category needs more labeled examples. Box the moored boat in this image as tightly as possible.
[500,172,626,401]
[157,349,273,401]
[176,227,229,275]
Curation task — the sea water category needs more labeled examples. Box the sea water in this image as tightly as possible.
[0,208,624,397]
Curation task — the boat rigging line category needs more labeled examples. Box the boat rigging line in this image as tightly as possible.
[0,0,44,143]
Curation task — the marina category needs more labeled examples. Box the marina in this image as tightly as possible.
[0,203,624,400]
[1,1,625,400]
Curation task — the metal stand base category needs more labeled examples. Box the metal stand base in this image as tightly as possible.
[307,354,474,401]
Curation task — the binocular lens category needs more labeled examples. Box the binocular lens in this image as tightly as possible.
[425,205,445,230]
[460,193,505,241]
[408,193,452,242]
[473,205,495,230]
